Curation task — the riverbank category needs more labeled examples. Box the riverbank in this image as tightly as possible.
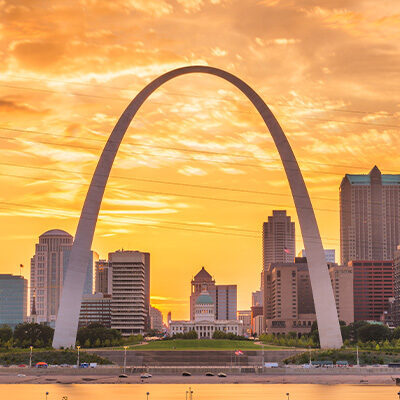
[1,370,400,385]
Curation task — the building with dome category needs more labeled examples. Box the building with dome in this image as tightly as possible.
[30,229,98,325]
[170,288,243,338]
[190,266,237,321]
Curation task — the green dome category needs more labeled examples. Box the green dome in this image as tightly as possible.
[196,293,213,305]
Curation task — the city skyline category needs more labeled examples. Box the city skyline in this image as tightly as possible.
[1,1,400,320]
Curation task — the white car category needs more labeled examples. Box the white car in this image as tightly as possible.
[140,373,152,379]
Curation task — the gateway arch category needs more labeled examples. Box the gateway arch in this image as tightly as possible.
[53,66,343,349]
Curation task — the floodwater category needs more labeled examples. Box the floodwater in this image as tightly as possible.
[0,384,398,400]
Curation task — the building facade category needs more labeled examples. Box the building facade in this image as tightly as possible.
[78,293,112,328]
[252,290,262,307]
[340,166,400,264]
[150,306,163,332]
[263,210,295,267]
[190,267,237,321]
[328,264,354,325]
[299,249,336,263]
[94,259,111,295]
[170,289,243,338]
[237,310,251,336]
[350,260,394,321]
[30,229,73,324]
[394,246,400,326]
[0,274,27,328]
[109,250,148,335]
[262,258,354,335]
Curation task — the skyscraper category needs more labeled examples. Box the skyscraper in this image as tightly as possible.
[109,250,148,335]
[263,210,295,267]
[30,229,73,324]
[30,229,97,324]
[0,274,27,328]
[340,166,400,264]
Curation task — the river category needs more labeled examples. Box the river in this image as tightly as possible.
[0,384,398,400]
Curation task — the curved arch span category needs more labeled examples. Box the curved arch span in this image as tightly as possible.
[53,66,342,349]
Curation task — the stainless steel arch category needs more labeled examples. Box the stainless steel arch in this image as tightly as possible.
[53,65,343,349]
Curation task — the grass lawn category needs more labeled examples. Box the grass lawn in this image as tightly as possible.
[128,339,288,351]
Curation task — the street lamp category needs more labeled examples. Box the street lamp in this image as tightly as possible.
[123,346,128,374]
[188,387,194,400]
[286,393,290,400]
[45,392,49,400]
[397,391,400,399]
[76,345,81,368]
[146,392,150,400]
[29,346,33,368]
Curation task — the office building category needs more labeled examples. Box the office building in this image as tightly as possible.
[150,306,163,332]
[328,264,354,325]
[170,289,243,338]
[340,166,400,264]
[263,210,295,267]
[109,250,147,335]
[95,259,111,295]
[78,293,112,328]
[252,315,264,336]
[30,229,73,324]
[252,290,262,307]
[237,310,252,335]
[299,249,336,263]
[0,274,27,329]
[190,267,237,321]
[394,246,400,326]
[262,258,354,335]
[350,260,394,321]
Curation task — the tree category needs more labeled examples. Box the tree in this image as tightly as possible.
[13,323,54,348]
[357,323,391,343]
[0,325,12,344]
[77,324,122,348]
[392,326,400,339]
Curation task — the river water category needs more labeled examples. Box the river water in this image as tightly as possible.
[0,384,398,400]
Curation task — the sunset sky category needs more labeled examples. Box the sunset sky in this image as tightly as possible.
[1,0,400,320]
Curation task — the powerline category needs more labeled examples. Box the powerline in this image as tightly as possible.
[5,73,400,118]
[1,83,400,131]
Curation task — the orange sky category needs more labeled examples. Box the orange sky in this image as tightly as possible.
[1,0,400,320]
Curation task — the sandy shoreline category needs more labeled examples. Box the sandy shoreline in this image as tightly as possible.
[0,373,399,385]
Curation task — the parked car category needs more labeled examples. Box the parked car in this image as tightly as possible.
[217,372,227,378]
[182,371,192,376]
[205,372,215,376]
[140,373,152,379]
[119,374,128,378]
[17,364,27,368]
[80,363,89,368]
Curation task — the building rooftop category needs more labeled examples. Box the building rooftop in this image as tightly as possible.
[40,229,72,237]
[345,166,400,186]
[193,266,213,282]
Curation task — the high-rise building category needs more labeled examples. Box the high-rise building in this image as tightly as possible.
[349,260,394,321]
[109,250,148,335]
[328,264,354,325]
[150,306,163,332]
[30,229,73,324]
[190,267,237,321]
[0,274,27,328]
[262,258,354,335]
[393,246,400,326]
[263,210,295,267]
[252,290,262,307]
[237,310,251,335]
[78,293,112,328]
[340,166,400,264]
[299,249,336,263]
[94,259,111,295]
[30,229,98,325]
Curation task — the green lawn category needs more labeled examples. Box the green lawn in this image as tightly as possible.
[128,339,287,351]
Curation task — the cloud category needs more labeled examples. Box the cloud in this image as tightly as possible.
[178,166,208,176]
